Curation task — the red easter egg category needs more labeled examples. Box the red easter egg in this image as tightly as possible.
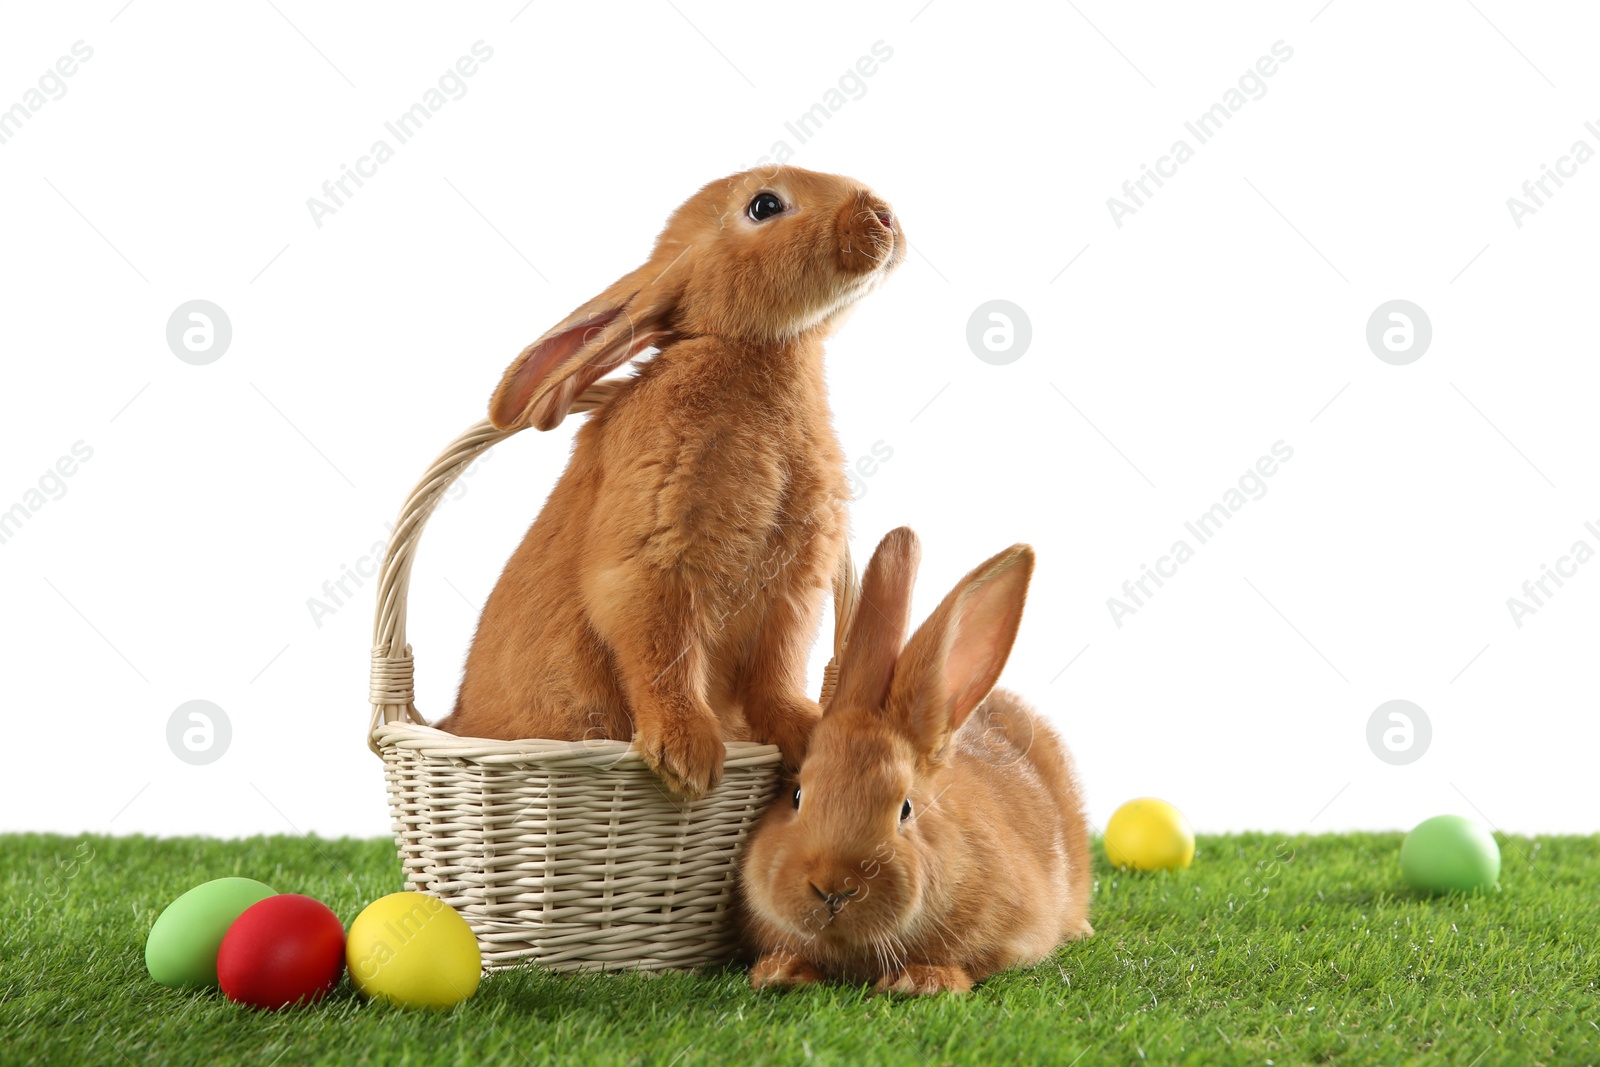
[217,894,346,1010]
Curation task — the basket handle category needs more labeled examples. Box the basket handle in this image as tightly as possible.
[817,539,857,710]
[368,381,860,754]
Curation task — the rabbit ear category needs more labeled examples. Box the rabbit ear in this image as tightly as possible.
[489,250,686,431]
[889,543,1035,761]
[832,527,921,715]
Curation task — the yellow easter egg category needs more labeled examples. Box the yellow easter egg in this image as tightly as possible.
[346,892,481,1009]
[1104,797,1195,872]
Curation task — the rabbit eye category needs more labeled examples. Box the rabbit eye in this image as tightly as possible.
[900,798,912,822]
[748,192,785,222]
[793,787,802,810]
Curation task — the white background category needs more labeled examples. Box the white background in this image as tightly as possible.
[2,1,1595,840]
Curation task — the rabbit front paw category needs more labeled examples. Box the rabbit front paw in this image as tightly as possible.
[874,964,974,996]
[637,711,726,799]
[747,694,822,770]
[750,950,824,990]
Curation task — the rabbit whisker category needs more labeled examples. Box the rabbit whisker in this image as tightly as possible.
[886,935,906,978]
[921,913,958,957]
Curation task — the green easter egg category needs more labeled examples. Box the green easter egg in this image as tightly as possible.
[1400,815,1501,894]
[145,877,277,988]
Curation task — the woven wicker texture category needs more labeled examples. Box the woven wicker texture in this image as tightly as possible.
[368,380,857,972]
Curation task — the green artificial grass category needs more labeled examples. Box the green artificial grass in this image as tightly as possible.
[1,832,1596,1066]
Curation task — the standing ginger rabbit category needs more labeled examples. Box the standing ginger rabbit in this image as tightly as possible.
[436,167,905,799]
[740,527,1094,994]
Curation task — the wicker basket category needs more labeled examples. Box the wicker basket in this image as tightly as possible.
[367,382,857,973]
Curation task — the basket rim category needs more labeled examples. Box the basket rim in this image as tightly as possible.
[373,719,782,769]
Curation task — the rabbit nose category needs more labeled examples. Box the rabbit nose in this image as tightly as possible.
[873,210,894,230]
[810,880,859,912]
